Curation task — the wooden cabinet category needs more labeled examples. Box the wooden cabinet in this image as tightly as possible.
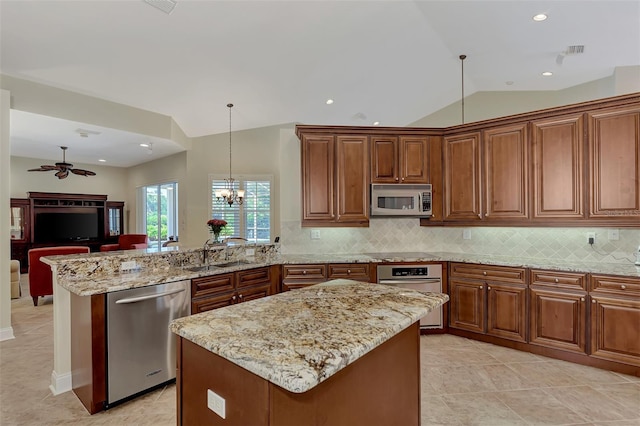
[106,201,124,238]
[281,263,373,291]
[529,270,588,354]
[10,198,30,273]
[371,136,429,184]
[588,106,640,221]
[483,123,529,220]
[531,114,585,220]
[443,132,482,221]
[300,133,369,227]
[589,274,640,367]
[449,263,527,342]
[191,266,275,314]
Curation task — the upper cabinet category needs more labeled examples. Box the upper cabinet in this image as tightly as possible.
[587,105,640,222]
[371,136,429,184]
[531,114,585,220]
[443,132,482,221]
[299,131,369,227]
[483,123,529,221]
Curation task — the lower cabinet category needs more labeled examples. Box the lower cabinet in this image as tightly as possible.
[191,266,277,314]
[529,270,588,354]
[281,263,373,291]
[448,263,527,343]
[590,274,640,367]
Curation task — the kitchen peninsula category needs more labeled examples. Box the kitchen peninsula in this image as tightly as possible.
[169,279,449,425]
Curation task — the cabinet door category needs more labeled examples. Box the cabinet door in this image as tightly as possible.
[483,124,529,220]
[531,114,585,219]
[327,263,371,281]
[371,136,398,183]
[399,136,429,183]
[529,287,587,354]
[590,294,640,366]
[588,106,640,219]
[336,135,369,224]
[449,279,485,333]
[444,132,482,221]
[301,135,335,222]
[237,284,271,304]
[192,292,235,314]
[486,283,527,342]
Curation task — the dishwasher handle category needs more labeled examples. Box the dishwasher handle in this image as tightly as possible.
[115,288,186,304]
[379,278,441,285]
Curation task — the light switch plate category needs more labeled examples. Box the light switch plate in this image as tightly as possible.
[462,229,471,240]
[120,261,137,271]
[207,389,226,419]
[608,229,619,241]
[311,229,321,240]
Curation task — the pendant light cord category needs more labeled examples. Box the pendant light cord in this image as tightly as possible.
[460,54,466,124]
[227,103,233,182]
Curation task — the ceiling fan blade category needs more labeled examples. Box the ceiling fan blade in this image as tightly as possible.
[70,168,96,176]
[55,170,69,179]
[28,167,51,172]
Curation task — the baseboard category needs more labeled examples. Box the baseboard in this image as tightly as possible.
[0,326,15,341]
[49,370,72,395]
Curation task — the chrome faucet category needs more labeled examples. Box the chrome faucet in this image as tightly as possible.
[202,238,211,265]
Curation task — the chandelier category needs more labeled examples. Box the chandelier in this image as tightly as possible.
[215,103,244,206]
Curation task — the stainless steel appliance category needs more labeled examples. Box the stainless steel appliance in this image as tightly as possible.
[370,184,432,217]
[106,280,190,405]
[377,264,442,329]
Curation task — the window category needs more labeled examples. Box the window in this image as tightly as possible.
[139,182,179,250]
[210,175,272,243]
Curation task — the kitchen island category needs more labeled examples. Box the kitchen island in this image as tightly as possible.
[170,279,449,425]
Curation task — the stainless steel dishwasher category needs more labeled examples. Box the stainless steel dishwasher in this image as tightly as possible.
[106,280,190,406]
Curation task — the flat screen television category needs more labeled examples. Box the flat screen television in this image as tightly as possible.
[35,211,100,242]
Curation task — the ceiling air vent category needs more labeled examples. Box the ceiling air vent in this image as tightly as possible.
[565,45,585,55]
[143,0,177,15]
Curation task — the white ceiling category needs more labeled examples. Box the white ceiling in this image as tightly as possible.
[2,0,639,167]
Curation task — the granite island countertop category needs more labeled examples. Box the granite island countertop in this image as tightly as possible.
[169,279,449,393]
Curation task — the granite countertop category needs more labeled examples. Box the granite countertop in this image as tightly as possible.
[169,279,449,393]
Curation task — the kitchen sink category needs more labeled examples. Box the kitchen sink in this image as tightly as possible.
[185,265,222,272]
[211,259,254,268]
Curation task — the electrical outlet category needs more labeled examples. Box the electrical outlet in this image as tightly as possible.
[207,389,226,419]
[245,248,255,256]
[587,232,596,245]
[120,261,137,271]
[463,229,471,240]
[311,229,321,240]
[608,229,619,241]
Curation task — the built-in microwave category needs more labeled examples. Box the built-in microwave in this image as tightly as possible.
[370,184,432,217]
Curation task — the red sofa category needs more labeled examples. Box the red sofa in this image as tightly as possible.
[99,234,148,252]
[28,246,90,306]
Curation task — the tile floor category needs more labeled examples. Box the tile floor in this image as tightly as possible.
[1,276,638,425]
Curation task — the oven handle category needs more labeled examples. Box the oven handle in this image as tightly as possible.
[379,278,441,285]
[115,288,185,304]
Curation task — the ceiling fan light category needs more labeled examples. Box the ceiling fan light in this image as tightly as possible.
[532,13,548,21]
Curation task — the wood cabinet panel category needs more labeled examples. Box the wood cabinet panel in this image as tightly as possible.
[336,135,369,223]
[327,263,371,281]
[301,135,335,222]
[281,264,327,291]
[400,136,429,183]
[450,263,526,284]
[588,106,640,219]
[444,132,482,220]
[237,284,271,304]
[530,269,587,291]
[370,136,398,183]
[486,283,527,342]
[529,287,587,354]
[192,292,235,314]
[531,114,585,219]
[236,267,271,289]
[371,135,428,184]
[483,123,529,220]
[590,295,640,366]
[590,274,640,296]
[449,278,485,333]
[192,273,234,298]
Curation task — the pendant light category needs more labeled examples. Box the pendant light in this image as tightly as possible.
[215,103,244,206]
[459,54,467,124]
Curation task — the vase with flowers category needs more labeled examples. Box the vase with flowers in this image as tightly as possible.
[207,219,227,244]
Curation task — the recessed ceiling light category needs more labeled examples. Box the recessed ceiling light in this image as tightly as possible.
[373,121,380,126]
[326,99,334,105]
[98,159,106,163]
[542,71,553,76]
[533,14,548,22]
[140,143,150,147]
[506,81,514,86]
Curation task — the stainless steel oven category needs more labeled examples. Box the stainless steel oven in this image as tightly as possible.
[377,264,442,329]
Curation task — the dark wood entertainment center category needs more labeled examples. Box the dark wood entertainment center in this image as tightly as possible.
[10,192,124,273]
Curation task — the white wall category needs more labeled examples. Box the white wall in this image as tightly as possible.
[0,89,14,341]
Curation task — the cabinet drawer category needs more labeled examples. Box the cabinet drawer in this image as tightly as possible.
[327,263,370,280]
[282,264,327,283]
[450,263,526,284]
[191,292,234,314]
[237,266,271,289]
[191,273,234,298]
[530,269,587,291]
[590,275,640,296]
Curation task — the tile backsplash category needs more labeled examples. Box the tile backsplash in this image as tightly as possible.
[280,219,640,264]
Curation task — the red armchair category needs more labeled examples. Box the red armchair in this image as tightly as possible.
[99,234,148,252]
[28,246,90,306]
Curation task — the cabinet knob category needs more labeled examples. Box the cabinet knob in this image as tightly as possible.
[232,295,237,302]
[483,271,487,276]
[485,212,489,217]
[395,177,399,182]
[621,285,626,290]
[592,299,596,303]
[480,286,483,290]
[238,294,243,301]
[302,270,307,275]
[401,177,405,181]
[580,297,585,302]
[554,278,559,283]
[487,286,491,290]
[347,269,351,274]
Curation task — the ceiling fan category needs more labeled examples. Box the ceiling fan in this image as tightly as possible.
[28,146,96,179]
